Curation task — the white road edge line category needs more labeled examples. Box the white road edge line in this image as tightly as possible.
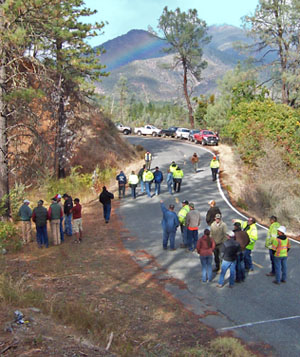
[199,147,300,246]
[218,315,300,331]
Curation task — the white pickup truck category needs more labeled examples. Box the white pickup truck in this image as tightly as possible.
[134,125,161,137]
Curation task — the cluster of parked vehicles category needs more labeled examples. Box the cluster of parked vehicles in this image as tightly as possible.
[115,123,219,146]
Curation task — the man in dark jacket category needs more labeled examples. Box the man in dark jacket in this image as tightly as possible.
[233,222,249,283]
[153,166,163,195]
[116,171,127,199]
[32,200,49,248]
[217,232,241,288]
[62,193,73,236]
[160,200,179,250]
[206,200,221,226]
[99,186,114,223]
[18,199,32,244]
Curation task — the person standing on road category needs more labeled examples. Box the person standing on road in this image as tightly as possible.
[232,222,249,283]
[128,171,139,199]
[265,215,281,277]
[271,226,291,285]
[144,151,152,170]
[143,169,154,198]
[210,156,220,181]
[32,200,48,248]
[173,166,184,193]
[233,217,258,271]
[217,232,241,288]
[18,199,32,244]
[210,214,228,272]
[99,186,114,223]
[48,197,63,245]
[160,200,179,250]
[206,200,221,226]
[196,229,216,283]
[166,169,173,195]
[153,166,163,195]
[116,170,127,199]
[62,193,73,237]
[71,198,83,243]
[138,164,146,194]
[178,200,190,248]
[186,203,201,252]
[191,153,199,173]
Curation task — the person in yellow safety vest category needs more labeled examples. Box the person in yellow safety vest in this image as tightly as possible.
[233,217,258,271]
[173,166,184,193]
[271,226,291,285]
[143,169,154,198]
[265,215,281,277]
[178,200,190,248]
[128,171,139,199]
[210,156,220,181]
[144,151,152,170]
[169,161,178,174]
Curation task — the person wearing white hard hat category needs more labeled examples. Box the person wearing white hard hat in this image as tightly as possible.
[271,226,291,285]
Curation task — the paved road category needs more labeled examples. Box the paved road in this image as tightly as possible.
[118,137,300,356]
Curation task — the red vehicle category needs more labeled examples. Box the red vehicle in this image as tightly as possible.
[194,130,218,146]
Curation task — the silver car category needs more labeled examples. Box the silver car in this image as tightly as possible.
[175,127,190,140]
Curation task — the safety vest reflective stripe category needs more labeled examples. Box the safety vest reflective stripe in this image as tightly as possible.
[272,238,290,257]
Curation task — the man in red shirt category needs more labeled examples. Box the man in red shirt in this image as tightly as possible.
[71,198,83,243]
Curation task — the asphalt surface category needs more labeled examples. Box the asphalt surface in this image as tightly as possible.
[117,136,300,356]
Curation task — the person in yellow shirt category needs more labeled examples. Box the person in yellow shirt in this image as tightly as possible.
[210,156,220,181]
[173,167,184,192]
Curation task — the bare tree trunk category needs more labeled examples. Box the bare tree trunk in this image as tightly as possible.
[57,81,66,179]
[183,64,194,128]
[0,2,10,217]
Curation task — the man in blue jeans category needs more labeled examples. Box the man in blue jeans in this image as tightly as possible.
[153,166,163,195]
[160,201,179,250]
[217,232,241,288]
[186,203,201,251]
[99,186,114,223]
[63,193,73,236]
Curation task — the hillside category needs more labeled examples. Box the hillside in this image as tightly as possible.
[95,25,251,101]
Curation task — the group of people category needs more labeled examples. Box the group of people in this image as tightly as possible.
[18,193,83,248]
[161,199,290,287]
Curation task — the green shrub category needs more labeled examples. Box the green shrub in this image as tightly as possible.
[0,182,28,220]
[0,222,22,252]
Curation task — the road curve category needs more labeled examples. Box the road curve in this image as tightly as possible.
[117,137,300,357]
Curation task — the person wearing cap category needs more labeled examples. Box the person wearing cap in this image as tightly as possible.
[144,151,152,170]
[210,214,228,272]
[128,171,139,199]
[271,226,291,284]
[153,166,163,195]
[217,231,241,288]
[48,197,63,245]
[233,217,258,272]
[138,164,146,194]
[178,200,190,248]
[191,153,199,173]
[210,156,220,181]
[160,200,179,250]
[186,203,201,251]
[206,200,221,226]
[232,222,249,283]
[196,229,216,282]
[173,166,184,193]
[99,186,114,223]
[32,200,49,248]
[265,215,281,277]
[116,170,127,199]
[166,169,173,195]
[18,199,32,244]
[63,193,73,236]
[55,194,64,242]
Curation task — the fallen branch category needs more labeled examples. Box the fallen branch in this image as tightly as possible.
[105,332,114,351]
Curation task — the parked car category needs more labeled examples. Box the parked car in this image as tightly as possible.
[194,130,218,146]
[159,126,178,138]
[134,125,161,136]
[188,129,200,142]
[115,123,132,135]
[175,127,190,140]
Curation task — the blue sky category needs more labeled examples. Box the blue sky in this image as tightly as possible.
[84,0,259,46]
